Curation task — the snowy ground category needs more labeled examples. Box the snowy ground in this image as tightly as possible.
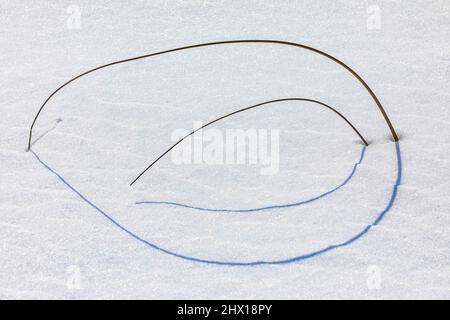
[1,1,449,299]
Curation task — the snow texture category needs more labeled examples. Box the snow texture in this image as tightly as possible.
[0,0,449,299]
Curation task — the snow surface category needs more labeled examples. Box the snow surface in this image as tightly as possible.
[0,0,449,299]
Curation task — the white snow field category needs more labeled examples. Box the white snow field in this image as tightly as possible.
[1,1,449,299]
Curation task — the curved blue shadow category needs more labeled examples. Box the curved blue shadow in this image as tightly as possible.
[136,145,366,213]
[30,142,401,266]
